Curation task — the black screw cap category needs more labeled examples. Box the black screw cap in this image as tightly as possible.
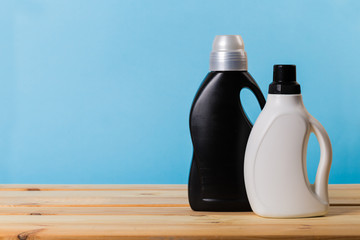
[269,65,301,94]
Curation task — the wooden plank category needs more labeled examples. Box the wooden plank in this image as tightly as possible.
[0,206,358,239]
[0,207,192,215]
[0,205,358,216]
[329,184,360,205]
[0,190,187,207]
[0,184,187,191]
[0,185,358,207]
[0,184,357,191]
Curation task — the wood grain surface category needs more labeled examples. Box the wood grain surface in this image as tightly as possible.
[0,184,358,239]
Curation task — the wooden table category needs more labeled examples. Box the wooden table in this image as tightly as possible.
[0,184,359,239]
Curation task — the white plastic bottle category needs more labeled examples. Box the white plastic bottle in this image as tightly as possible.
[244,65,332,218]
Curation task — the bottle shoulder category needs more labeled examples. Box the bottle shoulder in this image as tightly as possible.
[190,71,253,107]
[189,71,264,127]
[192,71,258,99]
[260,101,310,119]
[247,106,311,149]
[205,71,256,82]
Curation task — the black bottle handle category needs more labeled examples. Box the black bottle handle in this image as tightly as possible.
[240,77,266,125]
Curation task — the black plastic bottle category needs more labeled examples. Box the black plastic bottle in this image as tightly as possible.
[189,35,266,211]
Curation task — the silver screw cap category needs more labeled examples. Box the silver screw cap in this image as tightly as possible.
[209,35,248,71]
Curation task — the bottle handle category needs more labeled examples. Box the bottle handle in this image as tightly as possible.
[309,116,332,204]
[242,79,266,111]
[240,80,266,126]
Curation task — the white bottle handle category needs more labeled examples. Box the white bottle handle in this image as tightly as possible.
[309,116,332,204]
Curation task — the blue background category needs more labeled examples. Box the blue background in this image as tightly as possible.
[0,0,359,184]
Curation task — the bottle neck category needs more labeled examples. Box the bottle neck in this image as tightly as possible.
[209,51,248,71]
